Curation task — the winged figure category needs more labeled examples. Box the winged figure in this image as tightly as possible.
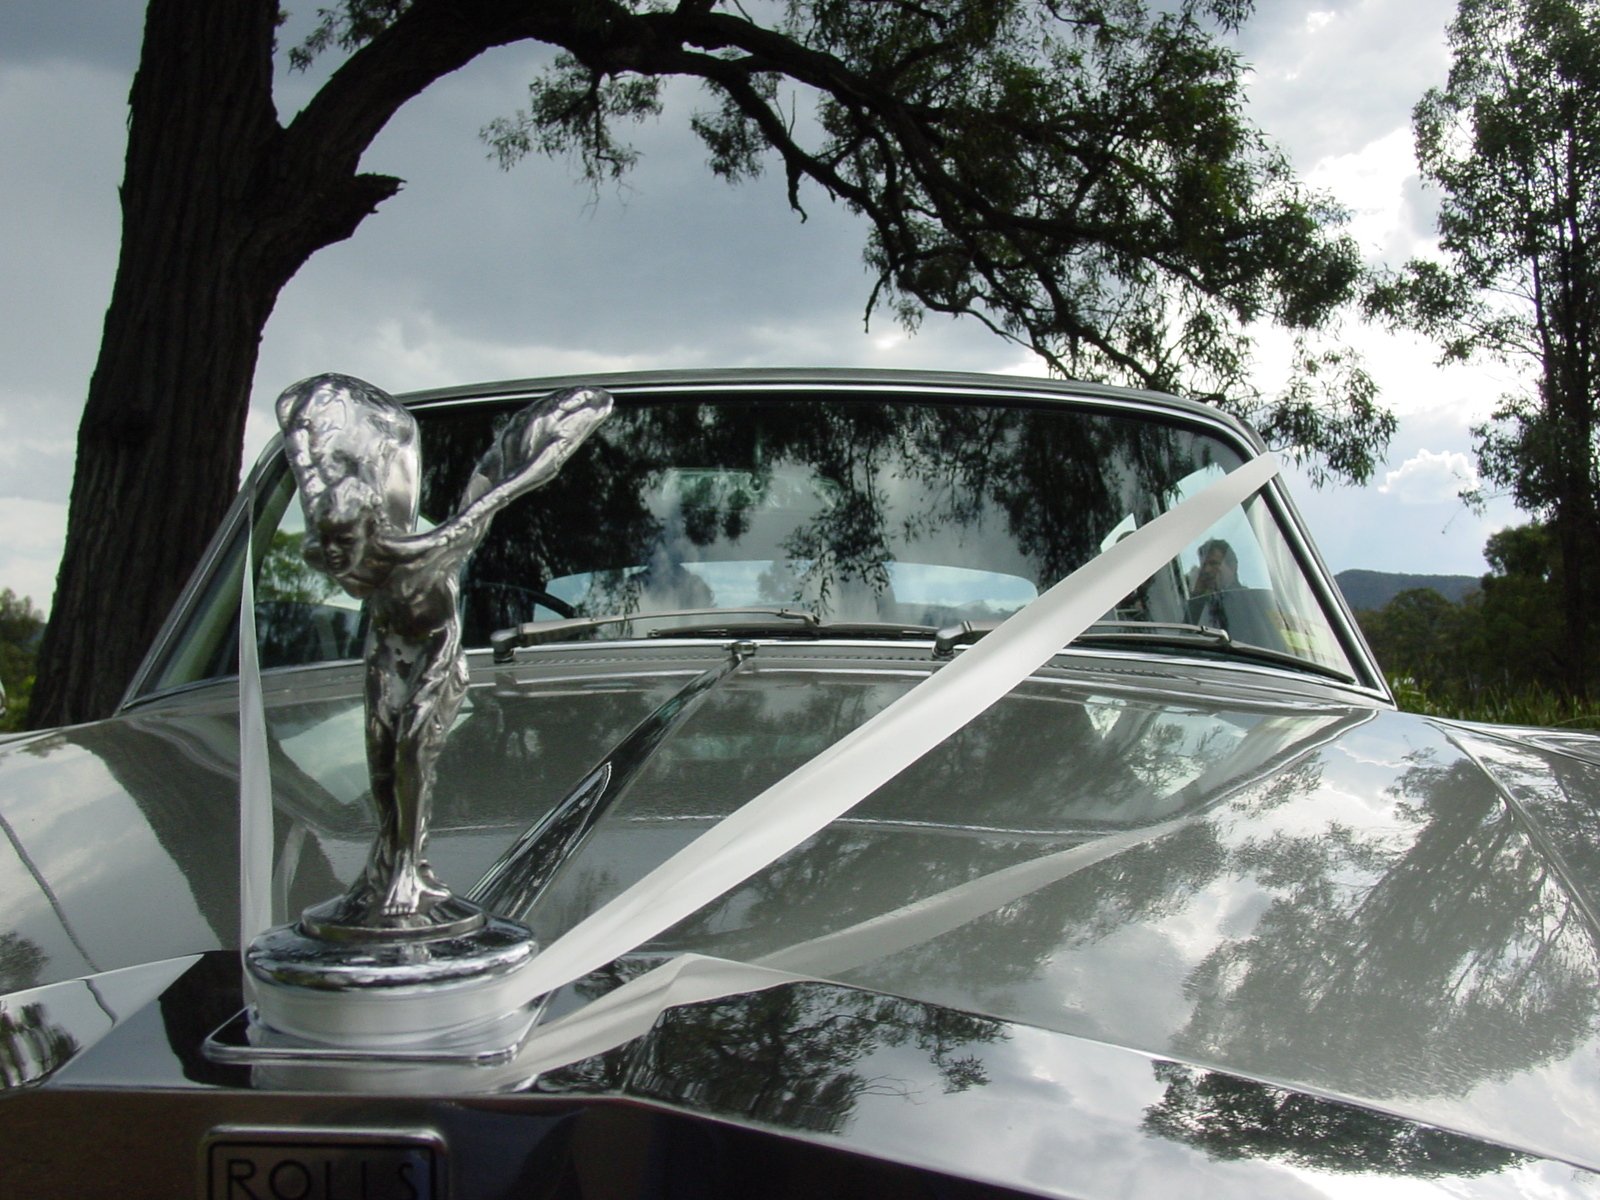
[275,374,612,933]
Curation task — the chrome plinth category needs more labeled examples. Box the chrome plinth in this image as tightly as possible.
[246,911,539,1048]
[205,999,547,1093]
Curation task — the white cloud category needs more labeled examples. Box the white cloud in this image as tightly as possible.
[1377,448,1479,504]
[0,405,73,475]
[0,496,66,612]
[1306,126,1423,260]
[1241,0,1456,169]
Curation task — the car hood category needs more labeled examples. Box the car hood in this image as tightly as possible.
[3,641,1600,1182]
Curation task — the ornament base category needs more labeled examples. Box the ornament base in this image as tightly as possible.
[246,906,539,1049]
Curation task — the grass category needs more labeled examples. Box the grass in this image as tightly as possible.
[1389,677,1600,730]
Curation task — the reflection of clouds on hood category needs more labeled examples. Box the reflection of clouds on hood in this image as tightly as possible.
[0,744,217,970]
[850,1023,1336,1198]
[1377,448,1478,505]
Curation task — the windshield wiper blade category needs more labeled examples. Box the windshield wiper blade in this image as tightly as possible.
[490,607,817,661]
[934,618,1352,682]
[933,618,1227,659]
[1072,622,1356,679]
[934,620,1356,684]
[1074,620,1232,647]
[656,618,940,642]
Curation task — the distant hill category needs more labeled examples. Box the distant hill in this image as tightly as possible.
[1335,569,1480,612]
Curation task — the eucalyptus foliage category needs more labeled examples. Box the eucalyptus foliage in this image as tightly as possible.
[1370,0,1600,691]
[306,0,1385,479]
[0,590,43,733]
[1358,522,1588,713]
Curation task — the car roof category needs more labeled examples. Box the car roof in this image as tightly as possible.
[397,367,1264,448]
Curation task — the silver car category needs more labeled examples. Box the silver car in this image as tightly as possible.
[3,369,1598,1197]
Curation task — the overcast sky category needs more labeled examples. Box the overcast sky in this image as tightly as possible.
[0,0,1526,614]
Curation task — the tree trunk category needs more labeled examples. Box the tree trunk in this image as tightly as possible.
[28,0,398,726]
[28,2,280,726]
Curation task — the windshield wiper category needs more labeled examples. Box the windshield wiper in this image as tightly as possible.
[1075,622,1357,680]
[658,618,940,642]
[933,618,1353,682]
[932,618,1227,658]
[491,607,819,661]
[1075,620,1233,648]
[490,608,951,661]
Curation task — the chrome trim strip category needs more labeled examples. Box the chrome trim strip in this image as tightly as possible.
[119,443,288,708]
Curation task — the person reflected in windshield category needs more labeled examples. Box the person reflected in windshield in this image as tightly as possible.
[1187,538,1241,631]
[636,536,714,611]
[1189,539,1240,595]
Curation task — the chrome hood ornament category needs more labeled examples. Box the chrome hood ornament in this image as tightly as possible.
[245,374,612,1046]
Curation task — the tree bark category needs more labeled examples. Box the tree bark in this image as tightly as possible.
[26,0,595,726]
[28,0,574,726]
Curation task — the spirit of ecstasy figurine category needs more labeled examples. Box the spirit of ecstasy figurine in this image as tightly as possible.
[276,374,613,940]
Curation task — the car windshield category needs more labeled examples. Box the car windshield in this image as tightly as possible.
[144,390,1358,690]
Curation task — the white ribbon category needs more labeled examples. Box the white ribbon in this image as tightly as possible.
[238,513,274,998]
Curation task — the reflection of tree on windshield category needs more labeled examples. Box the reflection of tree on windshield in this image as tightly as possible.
[1142,1061,1522,1177]
[416,397,1231,635]
[254,531,357,667]
[258,530,338,605]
